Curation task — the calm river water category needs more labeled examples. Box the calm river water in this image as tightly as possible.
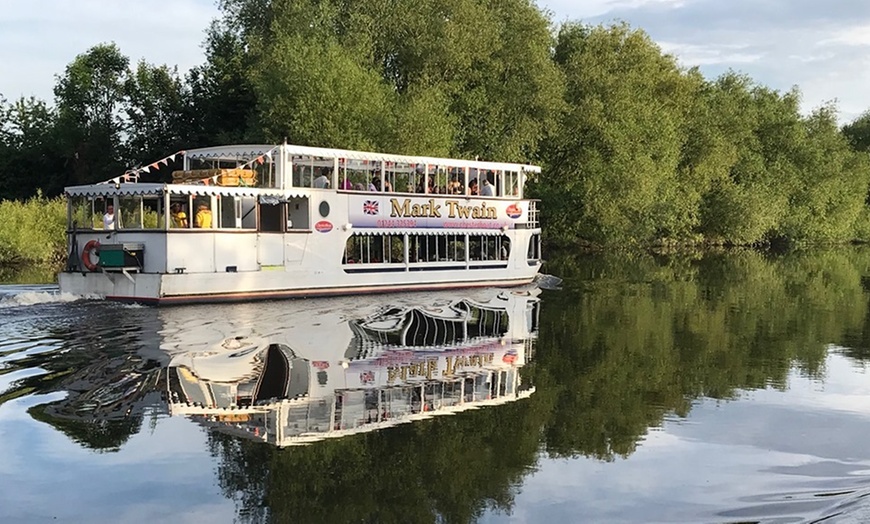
[2,248,870,523]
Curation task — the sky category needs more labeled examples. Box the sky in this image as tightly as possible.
[1,0,869,123]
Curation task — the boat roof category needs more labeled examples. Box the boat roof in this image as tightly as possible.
[186,143,542,173]
[64,183,305,198]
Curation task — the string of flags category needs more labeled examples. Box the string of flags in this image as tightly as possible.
[98,147,278,187]
[99,151,185,185]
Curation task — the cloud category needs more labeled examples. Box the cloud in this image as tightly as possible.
[538,0,870,122]
[0,0,219,103]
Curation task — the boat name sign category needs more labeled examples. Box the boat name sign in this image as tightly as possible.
[349,195,527,230]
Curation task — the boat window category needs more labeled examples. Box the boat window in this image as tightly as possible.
[218,195,238,228]
[386,162,414,193]
[408,234,466,262]
[169,197,191,228]
[259,201,283,233]
[339,158,374,191]
[506,170,519,197]
[193,197,213,228]
[468,235,509,261]
[343,234,404,264]
[527,233,541,261]
[118,194,162,229]
[69,196,100,229]
[285,197,309,230]
[240,197,257,228]
[292,155,331,188]
[319,201,329,217]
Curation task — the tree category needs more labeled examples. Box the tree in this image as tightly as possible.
[842,110,870,153]
[539,23,699,246]
[0,96,65,199]
[123,61,192,170]
[54,43,129,185]
[187,20,259,145]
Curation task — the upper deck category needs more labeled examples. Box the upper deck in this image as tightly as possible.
[179,143,541,198]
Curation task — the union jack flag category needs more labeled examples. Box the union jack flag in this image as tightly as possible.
[363,200,379,215]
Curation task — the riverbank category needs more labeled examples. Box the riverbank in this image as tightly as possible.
[0,194,66,268]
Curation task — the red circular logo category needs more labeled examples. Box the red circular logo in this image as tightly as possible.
[315,220,333,233]
[505,203,522,219]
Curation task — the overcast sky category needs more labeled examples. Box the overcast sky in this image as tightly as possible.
[1,0,868,123]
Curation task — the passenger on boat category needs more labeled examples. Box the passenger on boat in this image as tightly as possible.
[480,177,494,197]
[171,203,188,228]
[195,204,212,228]
[468,179,479,196]
[314,171,330,188]
[342,178,353,190]
[103,204,115,230]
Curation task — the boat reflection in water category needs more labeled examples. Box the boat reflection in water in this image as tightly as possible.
[165,288,540,446]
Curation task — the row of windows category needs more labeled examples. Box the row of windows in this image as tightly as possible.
[342,234,512,265]
[68,195,311,231]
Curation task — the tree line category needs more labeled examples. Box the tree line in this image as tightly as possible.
[3,0,870,247]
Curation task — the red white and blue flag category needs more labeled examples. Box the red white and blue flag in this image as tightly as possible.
[363,200,379,215]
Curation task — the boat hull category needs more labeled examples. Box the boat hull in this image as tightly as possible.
[58,269,538,305]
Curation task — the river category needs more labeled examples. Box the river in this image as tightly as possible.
[2,248,870,523]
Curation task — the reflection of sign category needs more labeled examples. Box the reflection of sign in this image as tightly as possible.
[505,203,522,219]
[312,361,330,370]
[315,220,333,233]
[359,371,375,384]
[349,195,526,230]
[386,353,495,384]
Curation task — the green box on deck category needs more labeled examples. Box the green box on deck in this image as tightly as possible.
[99,243,145,269]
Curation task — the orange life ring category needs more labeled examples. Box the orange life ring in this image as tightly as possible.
[82,240,100,271]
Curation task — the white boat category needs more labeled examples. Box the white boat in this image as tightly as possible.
[58,143,543,304]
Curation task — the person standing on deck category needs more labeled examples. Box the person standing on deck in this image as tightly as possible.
[103,204,115,229]
[195,204,212,228]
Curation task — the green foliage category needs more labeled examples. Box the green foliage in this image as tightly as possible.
[0,193,67,265]
[254,34,394,150]
[540,23,700,246]
[842,110,870,153]
[54,43,130,186]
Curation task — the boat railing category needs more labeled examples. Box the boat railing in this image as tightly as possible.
[528,200,540,229]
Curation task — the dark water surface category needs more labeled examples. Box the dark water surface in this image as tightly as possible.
[2,248,870,523]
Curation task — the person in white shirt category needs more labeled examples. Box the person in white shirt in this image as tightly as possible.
[480,178,494,197]
[314,173,330,188]
[103,204,115,229]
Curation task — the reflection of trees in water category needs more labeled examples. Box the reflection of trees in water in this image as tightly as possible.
[209,397,549,523]
[2,303,163,451]
[538,248,870,461]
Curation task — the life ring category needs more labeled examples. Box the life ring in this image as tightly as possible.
[82,240,100,271]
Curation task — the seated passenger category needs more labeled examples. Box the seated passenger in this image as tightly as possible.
[171,203,188,228]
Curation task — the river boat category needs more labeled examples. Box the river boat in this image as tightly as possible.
[58,143,543,304]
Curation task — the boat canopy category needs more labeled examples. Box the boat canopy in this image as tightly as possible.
[184,143,542,174]
[64,183,309,199]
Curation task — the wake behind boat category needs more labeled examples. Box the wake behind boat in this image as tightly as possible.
[58,143,543,304]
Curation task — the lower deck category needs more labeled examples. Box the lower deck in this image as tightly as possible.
[60,227,542,304]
